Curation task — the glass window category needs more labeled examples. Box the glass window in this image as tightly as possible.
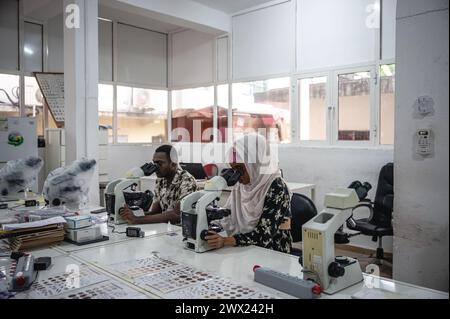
[232,78,290,143]
[25,76,44,135]
[98,84,113,143]
[0,74,20,117]
[217,84,229,143]
[171,86,214,143]
[338,72,371,141]
[299,76,327,141]
[24,22,43,73]
[117,86,168,143]
[380,64,395,145]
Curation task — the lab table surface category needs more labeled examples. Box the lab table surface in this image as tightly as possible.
[71,232,448,299]
[53,220,181,253]
[6,254,153,299]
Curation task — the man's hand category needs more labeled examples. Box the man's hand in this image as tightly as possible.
[119,205,139,224]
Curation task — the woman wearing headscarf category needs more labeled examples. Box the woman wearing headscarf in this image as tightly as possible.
[205,133,292,253]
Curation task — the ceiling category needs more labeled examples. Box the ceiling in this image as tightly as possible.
[191,0,276,14]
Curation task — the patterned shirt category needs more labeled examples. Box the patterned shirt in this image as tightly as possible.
[154,168,197,212]
[233,177,292,254]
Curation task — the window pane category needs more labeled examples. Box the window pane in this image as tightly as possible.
[98,84,113,143]
[338,72,371,141]
[24,22,43,73]
[232,77,290,143]
[25,76,44,135]
[0,74,20,117]
[299,76,327,141]
[117,86,168,143]
[172,86,214,143]
[217,84,229,143]
[380,64,395,145]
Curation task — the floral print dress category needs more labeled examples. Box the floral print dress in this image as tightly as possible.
[233,177,292,254]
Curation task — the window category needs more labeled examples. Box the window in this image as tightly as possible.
[337,71,371,141]
[24,22,43,73]
[299,76,327,141]
[171,86,214,143]
[98,84,113,143]
[232,77,291,143]
[117,86,168,143]
[380,64,395,145]
[0,74,20,117]
[217,84,229,142]
[24,76,44,135]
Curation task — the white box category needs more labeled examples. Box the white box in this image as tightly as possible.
[64,215,92,230]
[66,225,102,243]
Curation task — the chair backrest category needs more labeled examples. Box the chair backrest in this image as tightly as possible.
[203,164,219,179]
[291,193,318,242]
[372,162,394,226]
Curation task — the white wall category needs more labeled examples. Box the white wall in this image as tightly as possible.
[393,0,449,292]
[107,144,159,180]
[279,146,394,252]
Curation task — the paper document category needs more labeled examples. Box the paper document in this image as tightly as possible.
[2,216,67,230]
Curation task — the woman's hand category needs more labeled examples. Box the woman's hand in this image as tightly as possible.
[205,231,236,249]
[119,205,139,225]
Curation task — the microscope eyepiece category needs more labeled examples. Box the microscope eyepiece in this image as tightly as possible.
[221,168,243,187]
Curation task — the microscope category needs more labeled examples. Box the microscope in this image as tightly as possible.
[181,168,242,253]
[302,188,364,294]
[105,163,159,225]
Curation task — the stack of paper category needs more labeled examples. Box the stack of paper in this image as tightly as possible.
[1,217,66,251]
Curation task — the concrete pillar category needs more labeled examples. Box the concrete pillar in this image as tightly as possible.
[64,0,100,205]
[393,0,449,292]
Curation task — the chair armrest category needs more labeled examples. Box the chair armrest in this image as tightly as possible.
[351,203,375,223]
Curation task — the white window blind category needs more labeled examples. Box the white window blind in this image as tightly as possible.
[232,1,294,80]
[217,36,229,82]
[298,0,377,71]
[99,19,113,82]
[171,29,215,87]
[0,0,19,71]
[382,0,397,60]
[117,23,167,87]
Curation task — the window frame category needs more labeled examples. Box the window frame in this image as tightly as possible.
[294,71,332,146]
[332,65,378,147]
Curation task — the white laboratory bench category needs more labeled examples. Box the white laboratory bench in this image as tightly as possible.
[52,217,180,253]
[5,254,153,299]
[1,204,448,299]
[69,232,447,299]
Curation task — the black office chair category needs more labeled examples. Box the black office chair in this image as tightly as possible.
[347,163,394,265]
[290,193,318,257]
